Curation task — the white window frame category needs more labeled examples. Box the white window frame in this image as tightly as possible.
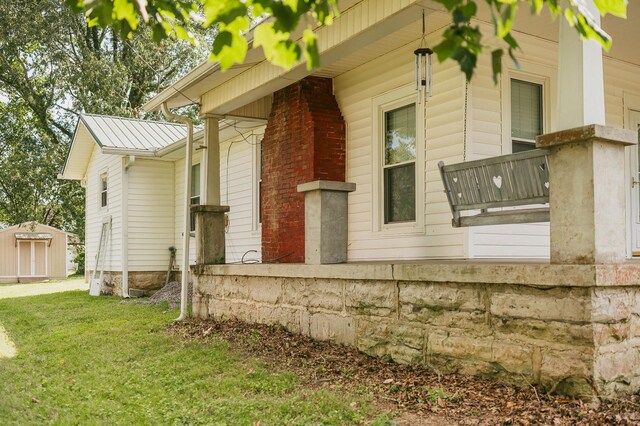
[99,170,108,210]
[371,84,425,234]
[252,134,264,233]
[501,63,556,154]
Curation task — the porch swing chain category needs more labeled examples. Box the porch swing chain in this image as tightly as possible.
[463,79,469,162]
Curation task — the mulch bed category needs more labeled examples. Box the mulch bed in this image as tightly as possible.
[168,319,640,425]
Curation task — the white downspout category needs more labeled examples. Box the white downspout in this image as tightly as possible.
[161,103,193,321]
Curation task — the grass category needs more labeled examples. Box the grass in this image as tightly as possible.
[0,292,387,425]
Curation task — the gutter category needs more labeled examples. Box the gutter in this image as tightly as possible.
[101,147,159,157]
[160,102,194,322]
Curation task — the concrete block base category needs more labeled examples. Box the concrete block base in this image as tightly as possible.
[192,205,230,265]
[297,180,356,264]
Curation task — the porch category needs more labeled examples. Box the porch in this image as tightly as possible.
[193,259,640,398]
[142,0,640,398]
[190,121,640,398]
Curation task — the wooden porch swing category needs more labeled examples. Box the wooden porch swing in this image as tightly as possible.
[438,149,550,227]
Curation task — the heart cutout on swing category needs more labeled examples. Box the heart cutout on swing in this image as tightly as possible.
[492,176,503,189]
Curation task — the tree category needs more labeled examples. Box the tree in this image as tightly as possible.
[0,0,210,238]
[0,100,83,233]
[65,0,627,81]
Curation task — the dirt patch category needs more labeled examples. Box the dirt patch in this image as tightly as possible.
[0,324,17,359]
[169,319,640,425]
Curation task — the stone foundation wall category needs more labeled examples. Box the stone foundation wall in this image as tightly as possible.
[89,270,170,296]
[193,263,640,397]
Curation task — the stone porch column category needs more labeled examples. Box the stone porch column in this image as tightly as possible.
[537,125,637,264]
[297,180,356,264]
[192,205,230,265]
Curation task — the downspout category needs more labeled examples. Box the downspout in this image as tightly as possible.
[121,155,135,298]
[161,103,193,321]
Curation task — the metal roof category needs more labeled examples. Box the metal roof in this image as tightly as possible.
[80,113,188,151]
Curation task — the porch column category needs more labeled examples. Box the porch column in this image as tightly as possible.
[201,114,222,205]
[297,180,356,264]
[537,125,637,264]
[556,1,605,129]
[541,3,636,264]
[194,114,228,265]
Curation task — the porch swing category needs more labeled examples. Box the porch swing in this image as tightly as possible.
[436,80,551,227]
[414,19,551,228]
[438,149,551,227]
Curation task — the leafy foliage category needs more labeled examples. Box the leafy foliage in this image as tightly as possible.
[432,0,627,81]
[66,0,626,82]
[66,0,338,71]
[0,0,209,237]
[0,101,83,234]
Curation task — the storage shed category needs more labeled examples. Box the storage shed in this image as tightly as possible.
[0,222,70,283]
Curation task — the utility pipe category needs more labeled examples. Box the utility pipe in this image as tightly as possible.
[161,102,193,321]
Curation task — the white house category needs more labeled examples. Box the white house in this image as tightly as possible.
[138,0,640,397]
[64,1,640,396]
[143,2,640,264]
[60,114,264,295]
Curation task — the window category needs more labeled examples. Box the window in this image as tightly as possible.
[190,164,200,232]
[371,85,424,233]
[253,134,264,230]
[258,138,263,224]
[100,173,108,208]
[383,104,416,223]
[511,79,543,152]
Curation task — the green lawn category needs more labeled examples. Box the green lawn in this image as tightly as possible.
[0,292,386,425]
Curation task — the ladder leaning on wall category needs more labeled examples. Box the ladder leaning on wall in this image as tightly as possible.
[90,218,111,296]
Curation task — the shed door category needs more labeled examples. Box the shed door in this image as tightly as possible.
[17,241,48,277]
[18,242,31,277]
[630,110,640,256]
[34,242,46,276]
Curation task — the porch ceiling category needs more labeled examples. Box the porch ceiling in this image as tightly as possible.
[144,0,639,113]
[315,2,640,79]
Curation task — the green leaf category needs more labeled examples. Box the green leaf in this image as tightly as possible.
[491,48,503,84]
[210,22,249,70]
[302,29,320,70]
[592,0,627,18]
[434,0,461,12]
[113,0,139,31]
[433,35,458,63]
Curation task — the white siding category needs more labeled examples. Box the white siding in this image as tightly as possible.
[220,131,263,263]
[173,150,201,267]
[127,159,175,271]
[334,35,467,261]
[173,128,263,267]
[84,146,123,272]
[603,58,640,127]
